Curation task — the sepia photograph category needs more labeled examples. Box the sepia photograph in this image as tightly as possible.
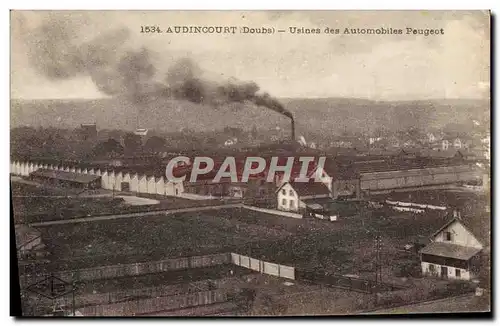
[10,10,491,317]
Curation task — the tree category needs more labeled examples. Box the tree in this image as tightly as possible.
[123,133,143,153]
[93,138,124,157]
[144,136,166,153]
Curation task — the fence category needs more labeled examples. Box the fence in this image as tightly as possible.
[230,253,295,280]
[21,253,231,285]
[79,289,229,316]
[242,205,303,219]
[26,278,223,316]
[295,269,403,294]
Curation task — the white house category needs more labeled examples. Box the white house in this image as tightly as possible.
[442,139,451,151]
[427,133,436,144]
[276,181,331,212]
[420,211,489,281]
[224,138,238,147]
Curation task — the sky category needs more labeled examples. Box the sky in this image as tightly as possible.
[10,10,490,100]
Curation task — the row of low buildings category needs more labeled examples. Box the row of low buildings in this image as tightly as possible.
[10,151,486,202]
[11,161,184,196]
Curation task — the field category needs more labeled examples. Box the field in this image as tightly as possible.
[34,208,292,271]
[33,205,453,283]
[11,180,243,224]
[11,182,129,224]
[21,200,488,316]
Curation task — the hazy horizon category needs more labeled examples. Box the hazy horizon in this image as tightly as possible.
[10,96,490,102]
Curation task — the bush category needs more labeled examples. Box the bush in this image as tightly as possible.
[394,260,422,278]
[429,281,475,298]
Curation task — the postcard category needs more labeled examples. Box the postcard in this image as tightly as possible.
[10,10,491,317]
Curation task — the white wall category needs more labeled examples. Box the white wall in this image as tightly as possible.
[231,253,295,280]
[22,162,29,176]
[147,177,156,194]
[138,175,148,193]
[108,172,117,190]
[243,205,303,219]
[114,172,123,191]
[277,183,300,211]
[101,171,110,189]
[434,221,483,249]
[130,174,139,192]
[156,177,165,195]
[421,261,471,280]
[12,160,189,198]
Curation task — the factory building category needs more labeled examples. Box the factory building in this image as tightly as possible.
[310,160,362,200]
[80,123,98,140]
[29,169,102,189]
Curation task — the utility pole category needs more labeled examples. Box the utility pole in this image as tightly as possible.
[375,235,382,285]
[72,281,76,316]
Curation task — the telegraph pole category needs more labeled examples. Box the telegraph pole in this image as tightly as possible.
[375,235,383,285]
[72,282,76,316]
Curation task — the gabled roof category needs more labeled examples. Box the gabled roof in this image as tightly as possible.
[420,242,482,261]
[431,214,490,247]
[277,181,330,198]
[311,158,360,180]
[30,169,101,184]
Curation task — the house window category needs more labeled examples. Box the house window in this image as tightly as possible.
[282,189,286,195]
[282,198,287,207]
[445,231,452,241]
[455,269,461,278]
[289,189,294,196]
[428,264,435,272]
[290,200,295,209]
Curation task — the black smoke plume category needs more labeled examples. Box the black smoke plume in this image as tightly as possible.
[23,13,295,134]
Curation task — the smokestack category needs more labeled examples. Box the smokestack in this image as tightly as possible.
[23,15,294,133]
